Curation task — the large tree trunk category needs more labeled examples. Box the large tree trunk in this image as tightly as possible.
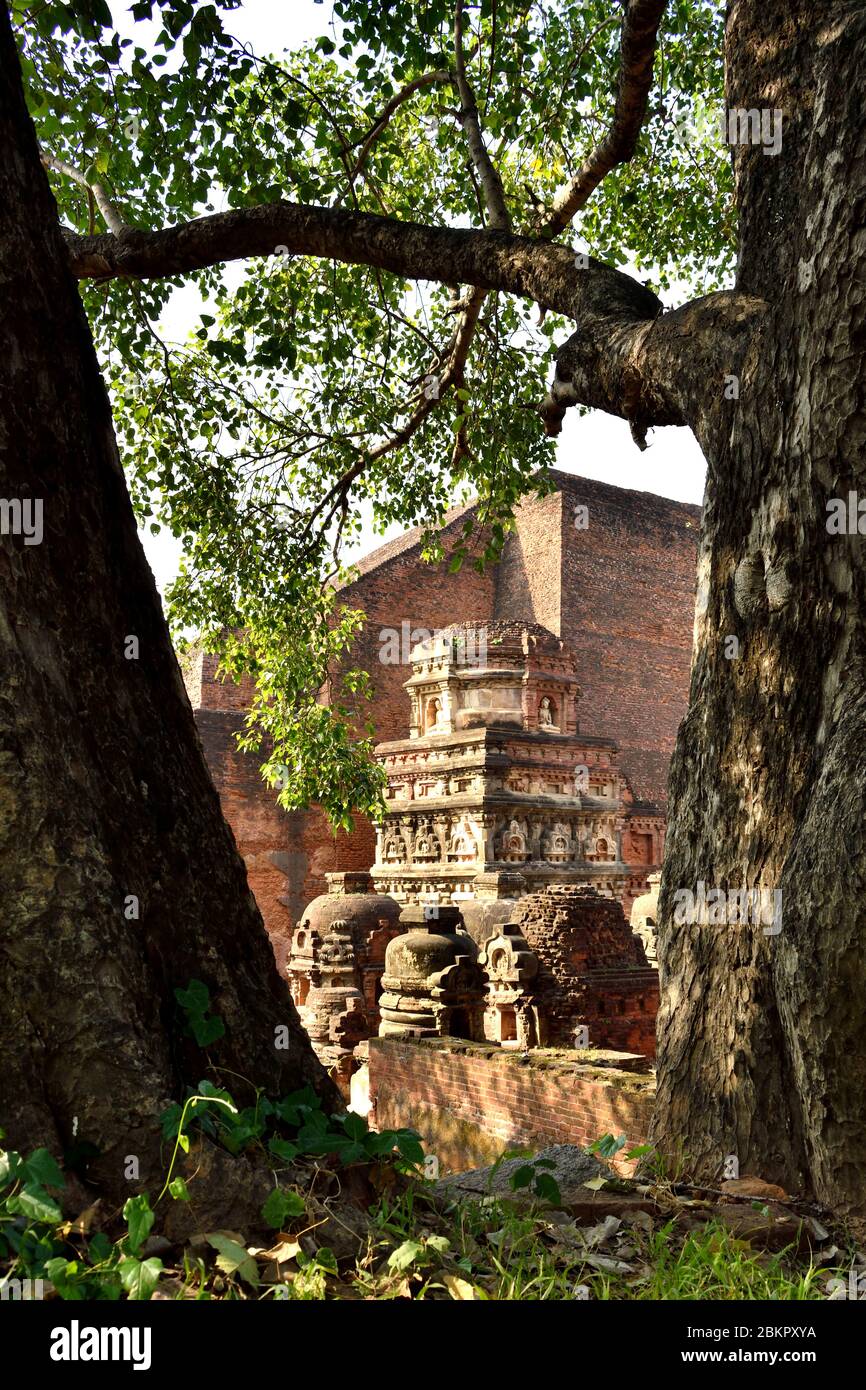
[651,0,866,1216]
[0,5,337,1207]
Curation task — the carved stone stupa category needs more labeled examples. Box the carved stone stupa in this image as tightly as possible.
[370,621,662,911]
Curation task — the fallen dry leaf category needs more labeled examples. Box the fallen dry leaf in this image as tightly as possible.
[578,1252,634,1274]
[721,1177,790,1202]
[442,1273,479,1300]
[59,1200,101,1236]
[806,1217,830,1242]
[249,1238,301,1263]
[580,1215,621,1248]
[621,1210,654,1233]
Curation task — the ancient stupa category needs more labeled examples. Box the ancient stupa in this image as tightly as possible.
[370,621,661,912]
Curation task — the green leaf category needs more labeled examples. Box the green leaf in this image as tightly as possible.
[509,1165,534,1191]
[168,1177,190,1201]
[394,1131,424,1165]
[174,979,210,1013]
[313,1246,338,1275]
[8,1185,62,1224]
[88,1232,113,1263]
[44,1257,82,1298]
[387,1239,426,1271]
[123,1193,155,1254]
[268,1137,299,1163]
[533,1173,562,1205]
[261,1187,306,1229]
[22,1148,65,1190]
[207,1233,259,1286]
[119,1256,163,1300]
[342,1112,368,1142]
[189,1013,225,1047]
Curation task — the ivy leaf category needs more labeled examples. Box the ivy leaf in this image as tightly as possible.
[261,1187,305,1229]
[8,1185,62,1224]
[88,1231,113,1263]
[509,1165,534,1191]
[268,1137,299,1163]
[174,979,210,1013]
[119,1255,163,1300]
[342,1113,368,1142]
[394,1131,424,1165]
[44,1257,84,1300]
[387,1239,426,1271]
[168,1177,190,1201]
[21,1148,65,1190]
[123,1193,155,1254]
[533,1173,562,1205]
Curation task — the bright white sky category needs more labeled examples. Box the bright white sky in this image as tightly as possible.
[132,0,707,596]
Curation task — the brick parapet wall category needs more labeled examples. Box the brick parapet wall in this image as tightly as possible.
[368,1036,655,1174]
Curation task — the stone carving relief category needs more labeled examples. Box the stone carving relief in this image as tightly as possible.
[538,696,558,730]
[542,820,573,863]
[448,817,478,863]
[413,819,440,862]
[497,817,528,863]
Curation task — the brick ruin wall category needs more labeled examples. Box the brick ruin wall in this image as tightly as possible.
[185,476,699,954]
[368,1036,655,1175]
[513,886,660,1056]
[557,475,699,807]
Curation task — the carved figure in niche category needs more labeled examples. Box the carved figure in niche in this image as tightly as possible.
[427,696,448,731]
[413,819,440,861]
[543,821,572,861]
[498,818,527,862]
[383,834,402,862]
[538,696,558,729]
[449,818,477,862]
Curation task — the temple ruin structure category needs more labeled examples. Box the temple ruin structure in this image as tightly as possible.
[287,871,402,1088]
[371,621,663,913]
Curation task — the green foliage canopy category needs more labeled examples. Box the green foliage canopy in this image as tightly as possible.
[13,0,730,829]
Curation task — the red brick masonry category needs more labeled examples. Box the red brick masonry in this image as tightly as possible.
[368,1036,655,1174]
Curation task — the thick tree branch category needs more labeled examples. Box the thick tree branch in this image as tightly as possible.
[63,202,651,317]
[542,290,767,444]
[41,150,130,235]
[537,0,667,238]
[63,202,764,437]
[454,0,510,230]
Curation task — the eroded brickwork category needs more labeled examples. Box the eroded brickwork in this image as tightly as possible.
[368,1036,654,1174]
[512,885,659,1055]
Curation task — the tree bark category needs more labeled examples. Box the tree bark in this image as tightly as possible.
[651,0,866,1216]
[0,3,338,1206]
